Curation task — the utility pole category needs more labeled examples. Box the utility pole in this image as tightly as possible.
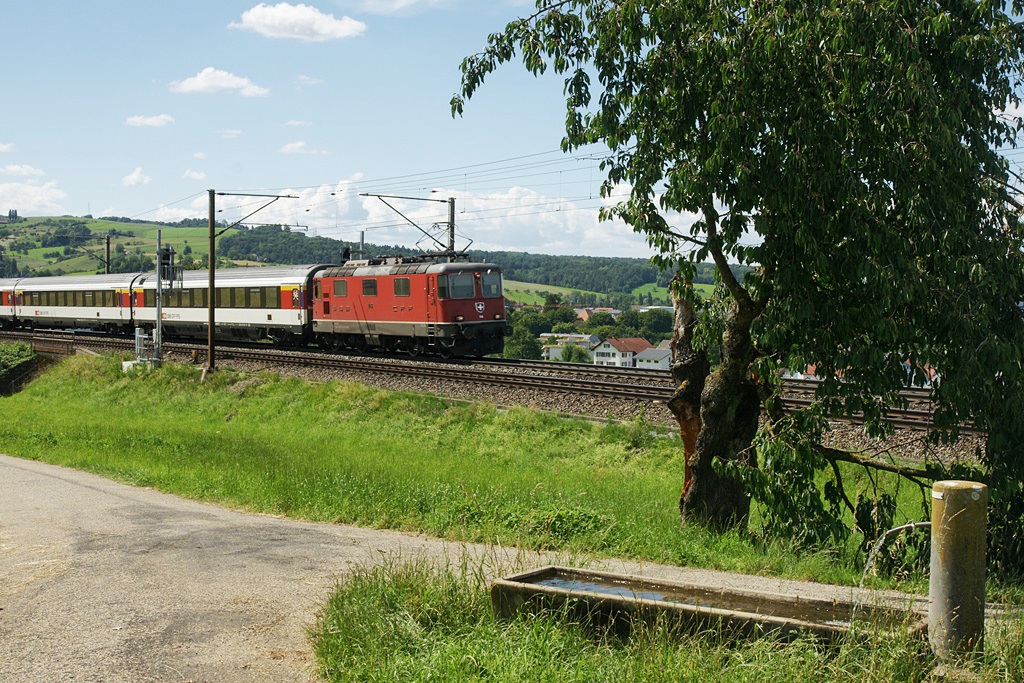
[207,189,216,376]
[205,189,298,378]
[156,230,163,364]
[447,197,456,262]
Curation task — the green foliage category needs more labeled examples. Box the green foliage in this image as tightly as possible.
[455,0,1024,570]
[0,355,893,583]
[559,342,592,364]
[502,326,543,359]
[0,342,35,378]
[739,422,849,549]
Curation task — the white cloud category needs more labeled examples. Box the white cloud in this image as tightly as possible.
[229,3,366,41]
[280,140,327,155]
[218,129,243,139]
[126,114,175,127]
[169,67,269,97]
[296,75,324,87]
[194,152,207,159]
[0,180,66,215]
[220,178,368,233]
[122,167,151,187]
[183,169,207,180]
[0,143,14,153]
[285,119,312,127]
[1,164,45,177]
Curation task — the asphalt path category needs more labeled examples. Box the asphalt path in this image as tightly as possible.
[0,453,906,682]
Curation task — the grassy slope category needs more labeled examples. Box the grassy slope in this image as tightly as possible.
[5,355,1021,681]
[3,217,236,275]
[1,354,861,583]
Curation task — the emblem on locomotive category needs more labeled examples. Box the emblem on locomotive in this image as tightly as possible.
[475,301,485,314]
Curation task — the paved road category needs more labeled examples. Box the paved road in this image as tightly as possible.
[0,454,900,682]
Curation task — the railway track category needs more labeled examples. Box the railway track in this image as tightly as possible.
[0,329,955,431]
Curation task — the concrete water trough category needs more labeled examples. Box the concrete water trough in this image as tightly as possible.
[491,566,927,643]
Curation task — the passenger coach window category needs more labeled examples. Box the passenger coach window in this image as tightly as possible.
[363,279,377,296]
[333,280,348,297]
[394,278,410,297]
[248,288,263,308]
[445,273,476,299]
[264,287,279,308]
[481,272,502,298]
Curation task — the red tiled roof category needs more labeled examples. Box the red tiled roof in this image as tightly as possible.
[605,337,653,354]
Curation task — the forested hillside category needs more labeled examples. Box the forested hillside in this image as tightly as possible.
[219,225,745,294]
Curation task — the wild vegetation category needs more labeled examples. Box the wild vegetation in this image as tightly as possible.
[454,0,1024,576]
[311,561,1024,683]
[0,354,937,586]
[3,354,1022,679]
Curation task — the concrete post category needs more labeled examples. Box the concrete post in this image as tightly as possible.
[929,480,987,661]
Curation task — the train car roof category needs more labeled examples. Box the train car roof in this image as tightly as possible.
[321,260,502,278]
[11,273,144,291]
[134,264,333,289]
[4,265,333,291]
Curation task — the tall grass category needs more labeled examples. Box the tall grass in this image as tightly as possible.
[311,560,1024,683]
[0,354,862,583]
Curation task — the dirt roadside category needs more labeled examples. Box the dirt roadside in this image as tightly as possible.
[0,453,913,682]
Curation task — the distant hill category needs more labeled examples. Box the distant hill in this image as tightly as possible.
[2,220,746,306]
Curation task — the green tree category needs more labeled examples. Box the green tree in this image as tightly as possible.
[503,327,543,360]
[582,311,615,330]
[515,311,553,336]
[543,291,564,308]
[559,343,592,364]
[543,305,579,326]
[639,309,673,343]
[456,0,1024,571]
[551,322,578,334]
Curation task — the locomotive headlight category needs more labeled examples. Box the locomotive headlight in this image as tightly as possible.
[494,314,501,319]
[455,315,465,322]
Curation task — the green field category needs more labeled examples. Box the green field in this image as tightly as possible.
[501,279,608,305]
[1,354,1021,681]
[2,216,236,275]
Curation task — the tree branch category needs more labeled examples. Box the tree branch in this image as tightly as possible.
[812,442,931,486]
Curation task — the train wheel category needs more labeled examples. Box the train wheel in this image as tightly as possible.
[406,339,423,357]
[437,345,454,360]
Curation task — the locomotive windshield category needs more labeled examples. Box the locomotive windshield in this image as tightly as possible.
[436,270,503,299]
[439,272,476,299]
[481,272,502,298]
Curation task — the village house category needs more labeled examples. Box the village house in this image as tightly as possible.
[592,337,653,367]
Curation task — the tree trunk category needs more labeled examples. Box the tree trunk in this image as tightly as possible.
[672,291,760,529]
[666,277,708,498]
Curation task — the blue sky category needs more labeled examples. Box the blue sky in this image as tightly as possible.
[0,1,666,259]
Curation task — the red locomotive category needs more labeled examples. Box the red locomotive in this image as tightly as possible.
[0,257,510,358]
[313,257,508,358]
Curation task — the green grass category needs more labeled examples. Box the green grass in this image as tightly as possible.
[0,353,873,585]
[632,282,715,301]
[2,217,239,274]
[502,279,605,305]
[311,560,1024,683]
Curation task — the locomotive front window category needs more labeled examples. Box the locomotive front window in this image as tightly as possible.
[363,279,377,296]
[333,279,348,297]
[444,273,476,299]
[394,277,410,297]
[481,272,503,298]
